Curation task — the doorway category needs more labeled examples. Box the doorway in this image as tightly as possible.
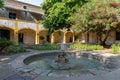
[18,33,24,44]
[47,35,50,42]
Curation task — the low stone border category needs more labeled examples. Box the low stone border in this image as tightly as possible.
[10,50,118,77]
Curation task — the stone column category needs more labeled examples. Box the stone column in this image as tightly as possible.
[14,20,18,44]
[51,33,54,43]
[72,32,75,43]
[63,31,66,43]
[35,23,39,44]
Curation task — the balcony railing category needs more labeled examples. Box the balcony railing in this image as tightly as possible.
[18,21,37,30]
[0,17,44,31]
[0,17,15,29]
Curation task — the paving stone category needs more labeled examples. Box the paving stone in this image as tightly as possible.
[40,70,51,76]
[0,64,16,79]
[47,71,71,77]
[31,69,43,74]
[4,74,25,80]
[16,67,33,72]
[4,74,34,80]
[23,76,34,80]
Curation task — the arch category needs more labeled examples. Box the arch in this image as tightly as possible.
[39,30,48,43]
[0,25,15,42]
[65,31,74,43]
[54,29,64,33]
[39,29,48,33]
[18,28,36,32]
[0,25,15,31]
[52,30,64,43]
[18,28,36,44]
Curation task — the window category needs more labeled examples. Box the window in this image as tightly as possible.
[0,29,10,40]
[23,6,27,9]
[9,12,16,19]
[116,32,120,40]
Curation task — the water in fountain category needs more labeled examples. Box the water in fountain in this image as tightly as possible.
[48,53,76,70]
[25,52,102,70]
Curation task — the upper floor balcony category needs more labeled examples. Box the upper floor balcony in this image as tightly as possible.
[0,0,44,31]
[0,17,45,44]
[0,0,46,44]
[0,17,44,31]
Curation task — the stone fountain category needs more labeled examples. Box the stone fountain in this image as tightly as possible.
[49,53,75,70]
[55,53,69,63]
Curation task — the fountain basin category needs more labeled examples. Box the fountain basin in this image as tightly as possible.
[24,52,103,70]
[11,50,115,76]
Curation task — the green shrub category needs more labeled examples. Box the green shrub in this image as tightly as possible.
[39,36,45,40]
[69,42,103,50]
[0,38,13,52]
[111,43,120,54]
[35,43,60,50]
[6,45,26,53]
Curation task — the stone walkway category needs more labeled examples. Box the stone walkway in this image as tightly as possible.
[0,49,37,80]
[0,49,120,80]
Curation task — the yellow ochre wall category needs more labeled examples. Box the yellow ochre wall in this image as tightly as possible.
[52,30,64,43]
[0,23,74,44]
[39,30,47,43]
[66,31,74,43]
[80,31,120,44]
[18,29,35,44]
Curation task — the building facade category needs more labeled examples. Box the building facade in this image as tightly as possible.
[0,0,74,44]
[80,31,120,45]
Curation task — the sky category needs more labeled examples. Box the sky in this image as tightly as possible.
[17,0,43,6]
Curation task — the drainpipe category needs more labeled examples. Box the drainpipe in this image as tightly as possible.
[0,30,1,39]
[31,14,35,22]
[5,8,9,18]
[24,11,28,20]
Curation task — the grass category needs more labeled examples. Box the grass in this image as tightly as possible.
[69,42,103,50]
[35,43,60,50]
[111,43,120,54]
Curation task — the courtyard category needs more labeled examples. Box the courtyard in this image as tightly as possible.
[0,48,120,80]
[1,0,120,80]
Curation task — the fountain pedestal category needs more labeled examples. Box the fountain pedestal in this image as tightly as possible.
[48,53,75,70]
[55,53,69,63]
[60,43,67,51]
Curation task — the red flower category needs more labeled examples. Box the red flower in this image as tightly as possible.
[91,12,95,18]
[93,20,98,26]
[112,14,118,21]
[114,22,119,27]
[102,11,107,17]
[109,2,119,8]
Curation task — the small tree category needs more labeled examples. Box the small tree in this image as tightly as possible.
[0,0,3,8]
[0,38,13,52]
[72,0,120,45]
